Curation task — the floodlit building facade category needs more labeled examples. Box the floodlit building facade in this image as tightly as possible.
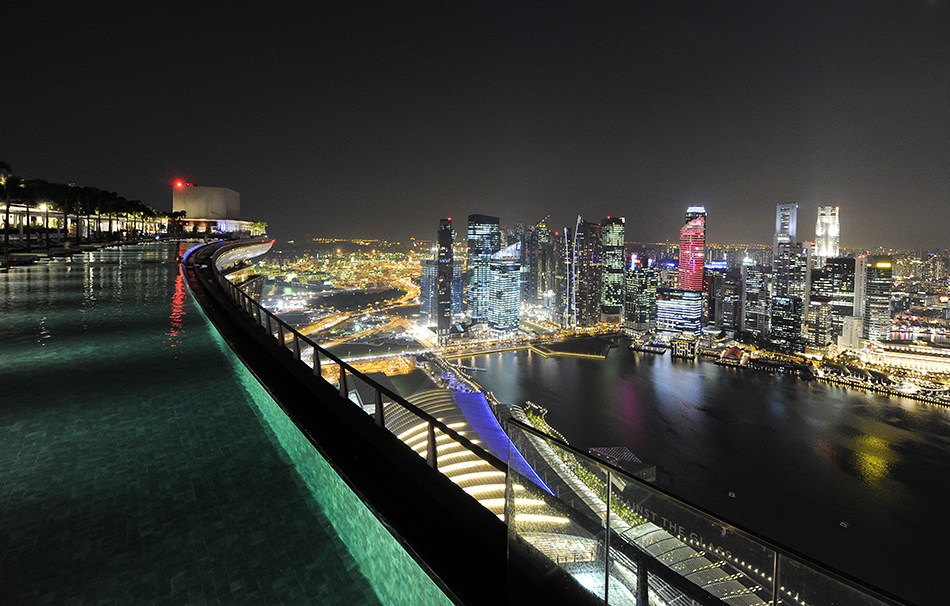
[814,206,840,261]
[773,202,798,256]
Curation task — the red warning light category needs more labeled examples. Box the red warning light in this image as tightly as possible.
[175,181,183,187]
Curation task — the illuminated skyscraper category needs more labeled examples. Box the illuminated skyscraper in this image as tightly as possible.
[600,216,625,320]
[436,218,454,343]
[624,256,659,331]
[862,255,893,340]
[679,206,705,292]
[742,265,771,337]
[574,217,602,327]
[656,288,703,335]
[774,202,798,255]
[814,206,840,261]
[808,257,855,346]
[488,241,521,332]
[466,214,500,323]
[771,242,809,351]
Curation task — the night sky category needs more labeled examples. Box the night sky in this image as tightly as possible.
[5,1,949,249]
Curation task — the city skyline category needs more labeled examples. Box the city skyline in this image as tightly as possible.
[5,2,950,249]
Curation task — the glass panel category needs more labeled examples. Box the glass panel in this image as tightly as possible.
[507,422,607,602]
[778,556,892,606]
[617,476,775,604]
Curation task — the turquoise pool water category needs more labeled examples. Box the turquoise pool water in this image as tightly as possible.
[0,243,449,605]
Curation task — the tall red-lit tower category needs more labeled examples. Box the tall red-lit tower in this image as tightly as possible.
[679,206,706,292]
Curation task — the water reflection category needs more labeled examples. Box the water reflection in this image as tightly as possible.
[463,345,950,605]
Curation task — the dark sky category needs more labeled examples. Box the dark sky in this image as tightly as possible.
[5,1,949,249]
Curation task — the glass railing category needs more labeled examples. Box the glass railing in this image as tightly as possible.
[505,419,909,606]
[196,241,507,482]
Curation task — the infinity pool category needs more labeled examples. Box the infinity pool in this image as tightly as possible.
[0,243,448,605]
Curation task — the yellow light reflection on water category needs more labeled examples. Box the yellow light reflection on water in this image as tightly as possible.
[853,434,894,485]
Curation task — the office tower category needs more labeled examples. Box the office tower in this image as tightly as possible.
[774,202,798,255]
[466,214,500,323]
[436,218,454,343]
[624,256,659,331]
[419,258,437,327]
[771,242,809,351]
[808,257,855,345]
[600,216,625,321]
[710,269,743,332]
[742,265,771,337]
[558,226,575,328]
[770,296,806,351]
[537,221,557,308]
[488,241,521,332]
[815,206,840,261]
[574,217,602,327]
[679,206,706,292]
[655,287,703,335]
[513,223,541,304]
[862,255,893,340]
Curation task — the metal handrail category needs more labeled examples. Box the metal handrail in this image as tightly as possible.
[507,418,912,606]
[204,245,506,477]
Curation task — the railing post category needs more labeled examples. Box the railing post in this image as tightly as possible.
[637,555,648,606]
[313,349,322,378]
[277,322,285,347]
[605,470,611,606]
[374,389,384,427]
[426,423,438,469]
[339,365,347,399]
[772,553,781,606]
[265,313,272,336]
[293,333,301,360]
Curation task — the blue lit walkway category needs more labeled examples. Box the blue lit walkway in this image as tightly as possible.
[0,244,445,605]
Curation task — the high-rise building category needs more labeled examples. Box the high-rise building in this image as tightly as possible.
[537,221,557,313]
[600,216,625,321]
[862,255,893,340]
[574,217,602,327]
[815,206,840,261]
[420,257,463,327]
[511,223,541,305]
[742,265,771,337]
[466,214,500,323]
[420,258,436,327]
[773,202,798,255]
[770,296,806,351]
[488,241,521,332]
[771,242,809,351]
[558,226,575,328]
[624,256,659,331]
[679,206,705,292]
[710,269,743,332]
[656,288,703,335]
[808,257,855,345]
[436,218,454,343]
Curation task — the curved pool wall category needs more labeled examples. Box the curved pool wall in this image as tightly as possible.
[0,242,449,605]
